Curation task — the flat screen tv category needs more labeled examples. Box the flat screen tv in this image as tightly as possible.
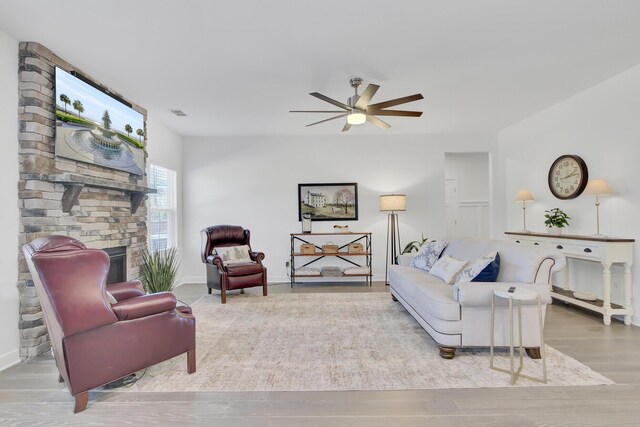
[54,67,145,176]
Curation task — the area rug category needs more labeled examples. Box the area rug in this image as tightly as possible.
[126,293,613,392]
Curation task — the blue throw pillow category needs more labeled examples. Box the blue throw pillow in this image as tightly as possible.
[471,252,500,282]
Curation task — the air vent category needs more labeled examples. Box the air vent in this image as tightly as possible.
[169,109,187,117]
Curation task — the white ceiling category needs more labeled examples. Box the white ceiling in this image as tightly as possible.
[1,0,640,137]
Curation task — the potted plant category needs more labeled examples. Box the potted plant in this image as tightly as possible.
[140,246,180,293]
[544,208,570,235]
[402,233,430,254]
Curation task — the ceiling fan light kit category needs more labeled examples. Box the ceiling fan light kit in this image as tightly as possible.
[290,77,423,132]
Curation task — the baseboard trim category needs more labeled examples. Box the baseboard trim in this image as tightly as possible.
[0,348,20,372]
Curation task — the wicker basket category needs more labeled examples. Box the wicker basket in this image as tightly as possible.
[300,243,316,255]
[348,242,364,254]
[320,266,342,277]
[322,242,339,254]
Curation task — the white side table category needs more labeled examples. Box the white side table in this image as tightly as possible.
[490,287,547,384]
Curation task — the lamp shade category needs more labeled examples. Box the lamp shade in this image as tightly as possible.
[515,189,535,202]
[584,179,612,196]
[380,194,406,212]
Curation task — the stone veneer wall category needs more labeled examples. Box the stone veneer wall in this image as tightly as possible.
[17,42,150,357]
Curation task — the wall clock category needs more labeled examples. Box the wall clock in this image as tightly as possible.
[548,154,589,199]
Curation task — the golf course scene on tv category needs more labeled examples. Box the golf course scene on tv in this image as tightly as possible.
[54,67,145,175]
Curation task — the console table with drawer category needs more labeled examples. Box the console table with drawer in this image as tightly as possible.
[505,231,634,326]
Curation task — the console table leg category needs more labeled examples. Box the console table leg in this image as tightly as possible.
[624,263,633,326]
[602,261,613,326]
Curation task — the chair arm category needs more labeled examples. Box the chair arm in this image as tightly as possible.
[111,292,177,321]
[398,254,414,266]
[453,282,551,307]
[250,251,265,263]
[106,279,145,301]
[206,254,225,270]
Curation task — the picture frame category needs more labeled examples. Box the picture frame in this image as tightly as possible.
[298,183,358,221]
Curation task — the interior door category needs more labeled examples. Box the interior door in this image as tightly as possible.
[445,178,459,236]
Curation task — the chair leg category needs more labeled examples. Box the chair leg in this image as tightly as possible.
[74,391,88,413]
[208,287,212,295]
[221,288,226,304]
[187,348,196,374]
[263,282,268,296]
[58,374,64,383]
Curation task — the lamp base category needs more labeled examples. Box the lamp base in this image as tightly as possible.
[518,229,532,234]
[591,233,608,238]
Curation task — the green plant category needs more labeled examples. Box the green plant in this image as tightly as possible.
[401,233,430,254]
[544,208,571,228]
[139,246,180,293]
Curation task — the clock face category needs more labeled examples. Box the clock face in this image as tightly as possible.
[548,155,589,199]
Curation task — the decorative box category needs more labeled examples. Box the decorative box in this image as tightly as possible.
[320,266,342,277]
[348,243,364,254]
[300,244,316,255]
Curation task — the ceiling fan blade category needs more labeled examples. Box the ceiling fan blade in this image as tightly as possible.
[290,110,346,113]
[366,109,423,117]
[342,122,352,132]
[366,114,391,130]
[355,84,380,110]
[310,92,350,110]
[305,113,348,127]
[367,94,424,110]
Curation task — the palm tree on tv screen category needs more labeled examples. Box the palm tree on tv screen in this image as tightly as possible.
[125,124,132,137]
[136,128,144,142]
[59,94,70,113]
[72,100,84,118]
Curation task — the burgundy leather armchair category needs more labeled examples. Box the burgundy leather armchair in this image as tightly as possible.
[200,225,267,303]
[22,236,196,413]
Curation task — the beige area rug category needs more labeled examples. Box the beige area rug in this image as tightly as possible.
[127,293,613,392]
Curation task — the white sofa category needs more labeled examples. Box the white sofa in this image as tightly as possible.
[389,237,565,359]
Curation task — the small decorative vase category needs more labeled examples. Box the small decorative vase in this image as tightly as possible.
[547,226,562,235]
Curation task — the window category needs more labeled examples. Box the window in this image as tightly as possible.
[148,164,177,252]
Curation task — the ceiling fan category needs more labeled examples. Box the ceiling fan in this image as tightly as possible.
[290,78,423,132]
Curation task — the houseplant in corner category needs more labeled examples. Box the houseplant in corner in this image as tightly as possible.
[140,246,180,293]
[544,208,570,235]
[402,233,430,254]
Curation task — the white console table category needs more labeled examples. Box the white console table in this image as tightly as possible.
[505,231,634,326]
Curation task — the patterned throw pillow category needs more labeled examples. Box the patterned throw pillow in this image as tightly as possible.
[214,245,252,265]
[410,241,448,271]
[428,255,468,285]
[455,251,500,284]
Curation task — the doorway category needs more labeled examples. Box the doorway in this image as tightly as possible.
[444,152,491,238]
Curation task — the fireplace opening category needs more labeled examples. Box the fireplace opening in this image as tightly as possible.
[104,246,127,284]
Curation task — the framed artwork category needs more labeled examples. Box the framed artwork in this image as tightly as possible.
[298,183,358,221]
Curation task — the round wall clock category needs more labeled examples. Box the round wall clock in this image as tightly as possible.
[548,154,589,199]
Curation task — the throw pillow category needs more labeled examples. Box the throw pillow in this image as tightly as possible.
[214,245,252,265]
[429,255,468,285]
[455,251,501,284]
[105,290,117,305]
[410,241,448,272]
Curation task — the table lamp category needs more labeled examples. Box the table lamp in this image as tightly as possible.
[584,179,612,236]
[380,194,406,285]
[515,189,535,232]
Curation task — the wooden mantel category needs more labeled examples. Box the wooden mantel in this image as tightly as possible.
[45,173,157,214]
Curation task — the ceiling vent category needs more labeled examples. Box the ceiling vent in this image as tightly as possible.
[169,109,187,117]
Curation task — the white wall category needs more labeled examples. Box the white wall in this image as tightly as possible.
[181,133,497,283]
[0,30,20,370]
[498,63,640,324]
[444,152,490,201]
[145,115,184,279]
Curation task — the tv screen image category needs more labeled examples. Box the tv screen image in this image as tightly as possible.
[54,67,145,175]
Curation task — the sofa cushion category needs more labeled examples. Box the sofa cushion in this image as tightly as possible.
[455,251,500,284]
[410,279,461,321]
[226,262,263,276]
[214,245,252,265]
[429,255,467,285]
[410,241,448,271]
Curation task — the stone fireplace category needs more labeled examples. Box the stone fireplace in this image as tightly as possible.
[17,42,154,357]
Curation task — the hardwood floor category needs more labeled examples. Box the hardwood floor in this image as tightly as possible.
[1,281,640,426]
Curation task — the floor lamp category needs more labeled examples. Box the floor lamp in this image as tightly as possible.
[584,179,612,236]
[515,189,535,232]
[380,194,406,286]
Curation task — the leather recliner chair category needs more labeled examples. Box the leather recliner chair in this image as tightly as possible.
[200,225,267,303]
[22,235,196,413]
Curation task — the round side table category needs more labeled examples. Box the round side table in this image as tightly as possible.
[490,287,547,384]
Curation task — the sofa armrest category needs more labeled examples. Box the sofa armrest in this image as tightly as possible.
[398,254,414,266]
[106,279,145,301]
[454,282,551,307]
[250,251,265,263]
[111,292,177,321]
